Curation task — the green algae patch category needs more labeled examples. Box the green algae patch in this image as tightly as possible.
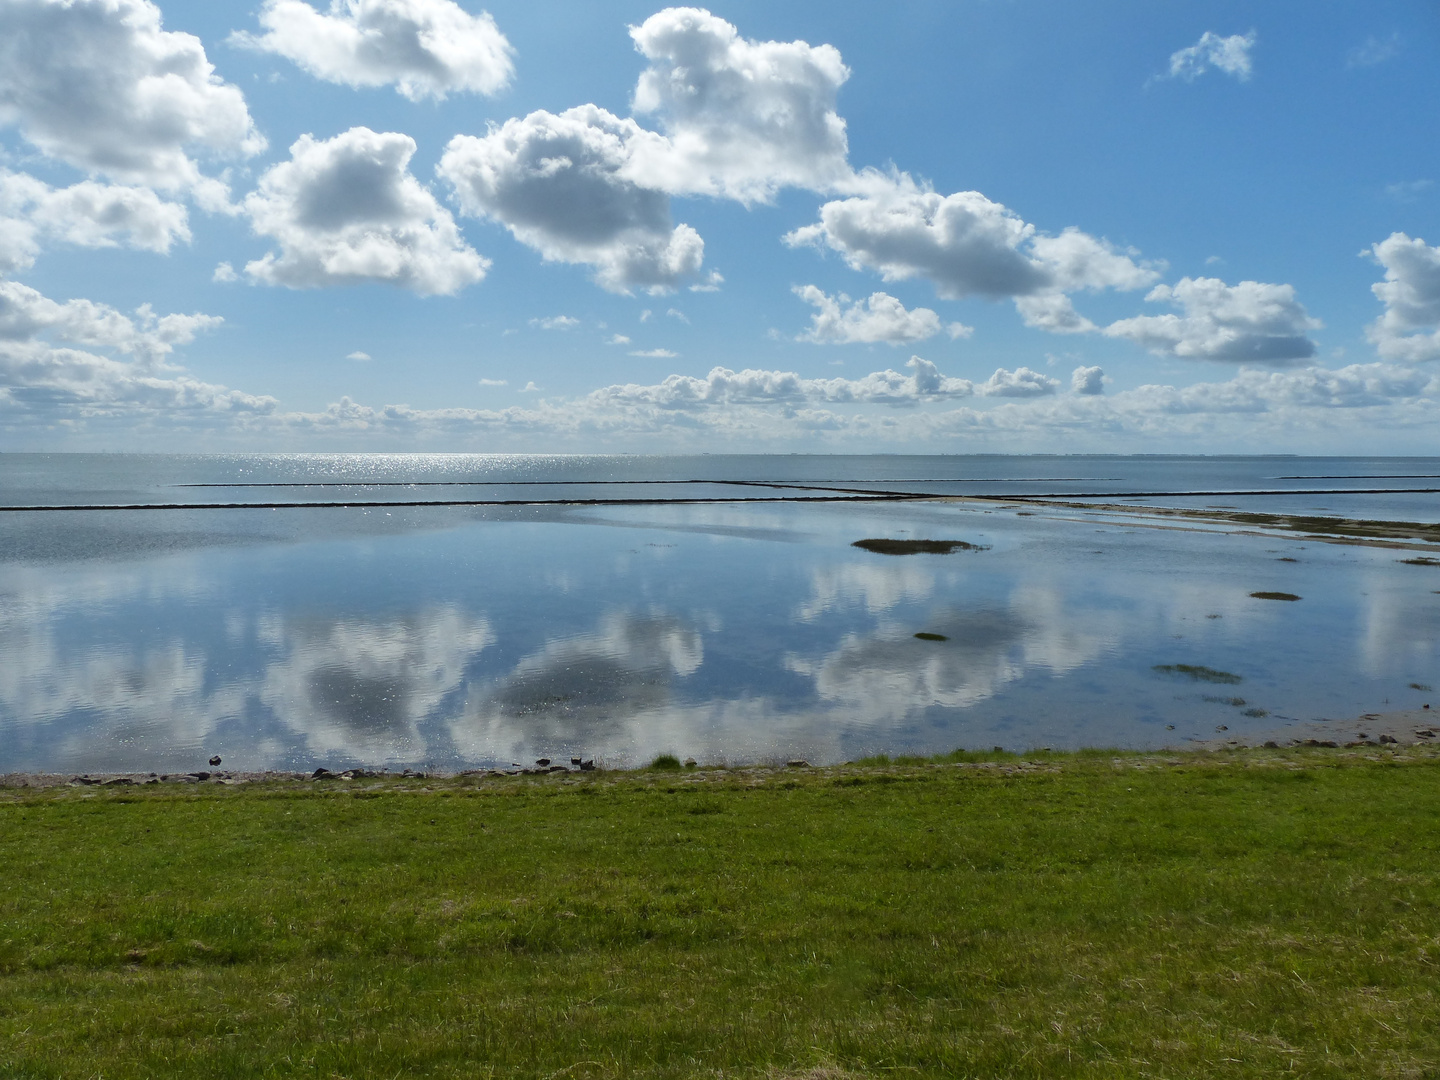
[1154,663,1244,684]
[852,538,989,555]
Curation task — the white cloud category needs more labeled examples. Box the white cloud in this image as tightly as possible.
[1384,180,1433,203]
[439,105,703,294]
[1365,232,1440,362]
[1164,30,1256,82]
[665,307,688,323]
[0,279,219,365]
[629,348,678,358]
[477,377,506,385]
[1104,276,1321,364]
[1029,227,1159,292]
[530,315,578,330]
[0,279,272,421]
[1013,292,1095,334]
[212,261,239,283]
[593,355,973,409]
[234,0,514,101]
[1347,33,1401,69]
[979,366,1059,397]
[0,0,263,199]
[1071,365,1105,395]
[626,6,852,202]
[246,361,1440,455]
[793,285,969,345]
[785,173,1159,329]
[0,168,189,273]
[689,270,723,292]
[519,380,539,392]
[606,334,631,345]
[243,126,487,295]
[346,350,371,361]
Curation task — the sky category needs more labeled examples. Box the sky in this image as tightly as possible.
[1,0,1438,454]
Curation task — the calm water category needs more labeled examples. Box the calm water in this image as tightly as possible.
[2,455,1437,773]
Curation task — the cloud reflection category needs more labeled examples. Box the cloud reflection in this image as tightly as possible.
[788,585,1119,721]
[258,606,494,760]
[451,610,702,760]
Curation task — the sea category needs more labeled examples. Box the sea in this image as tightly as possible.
[2,453,1438,774]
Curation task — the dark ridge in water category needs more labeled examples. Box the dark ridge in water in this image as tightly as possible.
[176,477,1125,488]
[1275,474,1440,480]
[1009,488,1440,498]
[853,539,989,555]
[0,493,935,513]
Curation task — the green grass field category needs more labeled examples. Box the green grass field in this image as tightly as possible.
[3,748,1439,1079]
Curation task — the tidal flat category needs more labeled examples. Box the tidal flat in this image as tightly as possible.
[2,746,1439,1079]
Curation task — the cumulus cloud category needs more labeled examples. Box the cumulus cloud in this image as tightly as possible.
[243,126,487,294]
[0,169,189,273]
[793,285,969,344]
[1120,363,1435,415]
[1365,232,1440,362]
[0,279,218,364]
[1071,365,1105,395]
[529,315,578,330]
[0,0,263,200]
[626,6,852,202]
[785,173,1159,330]
[439,105,703,294]
[592,355,973,409]
[1164,30,1256,82]
[979,366,1060,397]
[233,0,513,101]
[255,359,1439,454]
[629,348,677,358]
[1013,292,1095,334]
[0,279,273,420]
[1105,277,1320,364]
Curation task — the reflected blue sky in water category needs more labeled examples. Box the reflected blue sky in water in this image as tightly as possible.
[2,492,1437,773]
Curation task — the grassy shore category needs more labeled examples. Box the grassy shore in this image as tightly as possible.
[3,747,1439,1079]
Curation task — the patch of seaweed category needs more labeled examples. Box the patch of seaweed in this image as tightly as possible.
[1401,557,1440,566]
[1154,664,1243,685]
[853,538,989,556]
[1250,591,1301,601]
[913,632,949,642]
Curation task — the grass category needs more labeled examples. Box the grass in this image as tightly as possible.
[3,748,1440,1078]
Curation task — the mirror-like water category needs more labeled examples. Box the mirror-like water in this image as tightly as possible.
[2,456,1437,773]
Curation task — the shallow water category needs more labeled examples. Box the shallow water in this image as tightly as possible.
[3,456,1437,773]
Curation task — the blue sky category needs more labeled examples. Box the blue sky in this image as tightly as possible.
[1,0,1438,452]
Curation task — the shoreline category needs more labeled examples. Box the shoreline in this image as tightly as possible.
[4,708,1435,791]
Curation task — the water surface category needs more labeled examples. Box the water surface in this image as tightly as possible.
[2,455,1436,773]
